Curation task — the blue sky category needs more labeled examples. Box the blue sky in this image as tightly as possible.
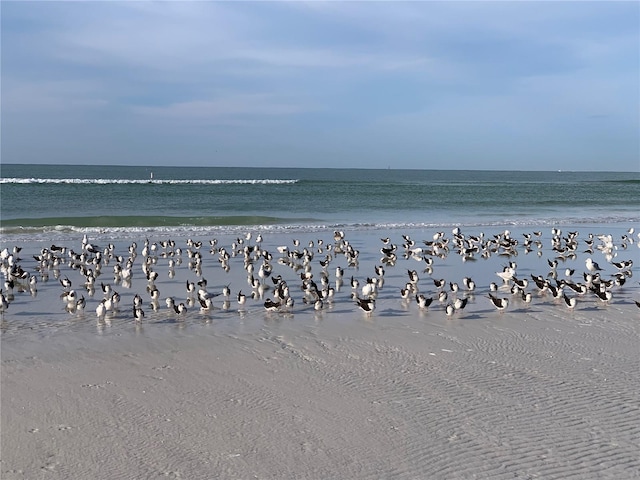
[2,1,639,171]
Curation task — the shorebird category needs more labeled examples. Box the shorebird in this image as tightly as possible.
[433,278,446,289]
[75,295,86,312]
[237,290,246,306]
[453,297,468,311]
[585,258,603,272]
[166,297,176,311]
[563,294,577,309]
[488,293,509,311]
[199,296,214,311]
[496,267,515,284]
[462,277,476,291]
[355,296,375,315]
[285,296,295,311]
[593,288,612,303]
[416,294,433,309]
[264,298,281,312]
[96,299,107,318]
[133,305,145,321]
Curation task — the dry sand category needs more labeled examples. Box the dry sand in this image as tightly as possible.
[2,226,639,479]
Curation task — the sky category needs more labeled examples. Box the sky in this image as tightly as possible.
[1,1,639,171]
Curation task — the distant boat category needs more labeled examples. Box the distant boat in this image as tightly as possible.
[149,171,154,183]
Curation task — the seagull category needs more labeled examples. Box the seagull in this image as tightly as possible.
[488,293,509,311]
[496,267,514,283]
[585,258,603,272]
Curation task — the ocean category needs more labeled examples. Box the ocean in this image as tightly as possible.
[1,164,639,242]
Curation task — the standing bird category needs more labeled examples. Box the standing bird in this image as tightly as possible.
[96,299,107,318]
[237,290,246,307]
[563,294,577,309]
[355,296,375,315]
[416,294,433,310]
[133,305,145,321]
[462,277,476,292]
[488,293,509,312]
[453,297,468,311]
[75,295,86,312]
[585,258,603,272]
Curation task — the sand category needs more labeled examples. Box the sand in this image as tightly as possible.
[2,226,640,479]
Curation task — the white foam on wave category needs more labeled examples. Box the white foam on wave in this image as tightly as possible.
[2,216,638,245]
[0,178,299,185]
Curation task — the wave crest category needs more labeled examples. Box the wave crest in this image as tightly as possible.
[0,178,298,185]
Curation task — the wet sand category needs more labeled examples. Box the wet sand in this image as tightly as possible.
[2,225,639,479]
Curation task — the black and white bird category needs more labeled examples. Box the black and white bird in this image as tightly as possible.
[462,276,476,291]
[488,293,509,311]
[237,290,246,306]
[563,294,577,309]
[133,305,145,321]
[264,298,281,311]
[445,303,455,316]
[355,296,375,315]
[453,297,468,311]
[416,294,433,310]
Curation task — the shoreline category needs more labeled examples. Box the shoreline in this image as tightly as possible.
[2,223,640,479]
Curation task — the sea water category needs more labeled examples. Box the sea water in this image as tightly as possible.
[1,164,638,242]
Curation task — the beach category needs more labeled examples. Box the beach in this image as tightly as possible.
[2,225,639,479]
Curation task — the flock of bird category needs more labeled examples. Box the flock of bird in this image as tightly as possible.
[1,226,639,327]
